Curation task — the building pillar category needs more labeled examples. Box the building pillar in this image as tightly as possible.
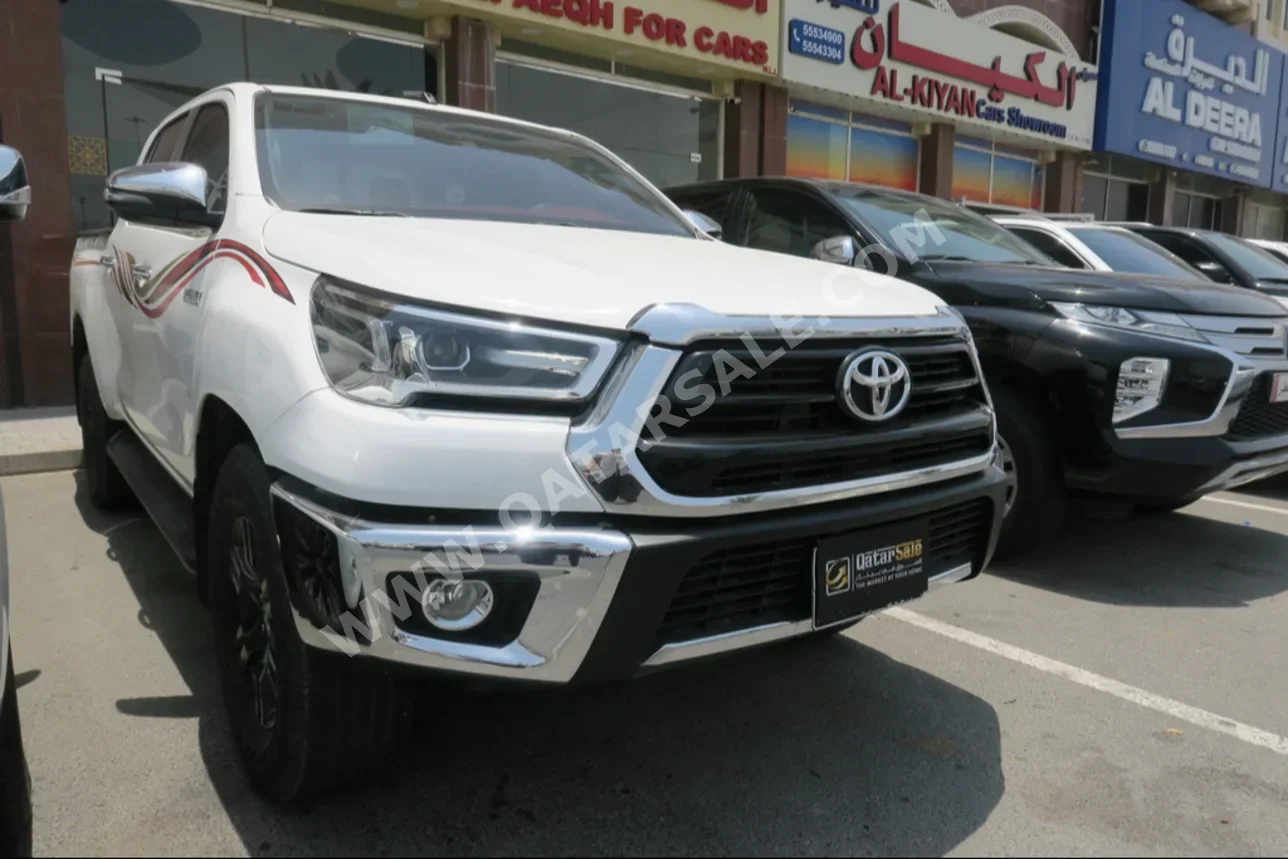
[1148,170,1176,225]
[0,0,75,407]
[1043,152,1083,214]
[1221,192,1248,236]
[724,81,789,178]
[917,123,955,199]
[443,17,496,112]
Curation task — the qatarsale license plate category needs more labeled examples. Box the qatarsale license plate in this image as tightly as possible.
[813,520,928,629]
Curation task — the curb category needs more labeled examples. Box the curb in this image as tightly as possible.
[0,449,83,477]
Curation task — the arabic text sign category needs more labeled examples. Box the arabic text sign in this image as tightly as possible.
[779,0,1098,149]
[1095,0,1282,188]
[422,0,779,75]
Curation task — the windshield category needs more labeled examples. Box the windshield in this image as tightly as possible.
[829,186,1049,265]
[1066,227,1202,279]
[1206,233,1288,281]
[253,93,693,237]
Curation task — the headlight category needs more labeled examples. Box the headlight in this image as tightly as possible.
[1050,303,1209,343]
[311,278,621,407]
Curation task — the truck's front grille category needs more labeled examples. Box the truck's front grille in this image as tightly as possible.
[652,498,994,649]
[1178,314,1288,360]
[637,337,993,497]
[1227,374,1288,441]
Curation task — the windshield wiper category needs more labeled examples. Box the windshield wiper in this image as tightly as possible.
[920,255,979,262]
[295,207,410,217]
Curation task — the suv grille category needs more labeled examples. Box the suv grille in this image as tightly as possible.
[637,337,993,497]
[653,498,994,648]
[1227,374,1288,441]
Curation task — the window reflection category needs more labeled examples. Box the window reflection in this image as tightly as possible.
[61,0,433,232]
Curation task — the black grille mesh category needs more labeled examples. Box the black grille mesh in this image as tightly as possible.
[1227,375,1288,442]
[653,498,994,648]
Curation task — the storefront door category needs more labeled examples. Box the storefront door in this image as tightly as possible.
[62,0,434,232]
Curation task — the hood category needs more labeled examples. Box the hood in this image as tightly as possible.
[923,260,1288,317]
[262,213,946,331]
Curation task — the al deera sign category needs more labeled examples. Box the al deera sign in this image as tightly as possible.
[779,0,1098,148]
[1095,0,1282,188]
[424,0,778,75]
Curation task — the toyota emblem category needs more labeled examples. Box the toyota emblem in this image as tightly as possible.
[838,349,912,422]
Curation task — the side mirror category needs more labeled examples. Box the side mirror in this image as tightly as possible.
[812,235,859,266]
[106,162,217,227]
[1194,259,1234,284]
[0,146,31,223]
[683,209,723,240]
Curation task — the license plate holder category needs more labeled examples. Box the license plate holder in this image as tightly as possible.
[813,519,929,630]
[1271,373,1288,404]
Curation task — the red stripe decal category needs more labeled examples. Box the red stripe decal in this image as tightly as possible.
[121,239,294,319]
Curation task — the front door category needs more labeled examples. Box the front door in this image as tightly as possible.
[110,99,231,485]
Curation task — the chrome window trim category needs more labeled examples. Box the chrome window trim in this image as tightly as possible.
[569,304,997,518]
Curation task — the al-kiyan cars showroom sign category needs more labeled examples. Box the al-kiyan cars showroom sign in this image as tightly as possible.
[781,0,1099,149]
[439,0,778,75]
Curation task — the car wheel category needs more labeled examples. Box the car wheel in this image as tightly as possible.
[76,356,133,510]
[207,444,415,805]
[0,649,32,859]
[991,386,1066,562]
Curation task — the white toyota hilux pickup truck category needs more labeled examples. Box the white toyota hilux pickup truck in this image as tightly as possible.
[71,83,1006,803]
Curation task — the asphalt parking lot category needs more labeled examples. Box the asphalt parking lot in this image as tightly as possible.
[10,469,1288,857]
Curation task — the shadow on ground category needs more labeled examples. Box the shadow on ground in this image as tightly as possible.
[74,474,1005,857]
[985,501,1288,608]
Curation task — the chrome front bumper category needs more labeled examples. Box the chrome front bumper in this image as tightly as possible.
[270,480,988,683]
[270,481,633,684]
[1198,447,1288,494]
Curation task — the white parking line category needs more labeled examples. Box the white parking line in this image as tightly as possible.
[1198,496,1288,516]
[883,607,1288,757]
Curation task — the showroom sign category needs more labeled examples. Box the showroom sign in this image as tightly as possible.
[427,0,779,75]
[1096,0,1283,189]
[780,0,1099,148]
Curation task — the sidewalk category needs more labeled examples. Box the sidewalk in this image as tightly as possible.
[0,407,82,476]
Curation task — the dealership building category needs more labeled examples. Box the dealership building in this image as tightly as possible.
[0,0,1283,406]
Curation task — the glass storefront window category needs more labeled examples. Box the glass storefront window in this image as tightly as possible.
[495,60,720,188]
[951,141,1044,210]
[786,101,919,191]
[61,0,434,232]
[1083,173,1150,221]
[849,124,918,191]
[786,114,847,180]
[1175,192,1223,230]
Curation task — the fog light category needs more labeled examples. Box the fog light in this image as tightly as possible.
[1114,357,1169,424]
[421,578,494,632]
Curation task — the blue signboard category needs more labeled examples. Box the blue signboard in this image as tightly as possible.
[1095,0,1283,190]
[788,18,846,65]
[1274,64,1288,192]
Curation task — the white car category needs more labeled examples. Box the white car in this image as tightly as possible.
[1248,238,1288,265]
[70,83,1006,802]
[0,145,32,858]
[990,216,1208,279]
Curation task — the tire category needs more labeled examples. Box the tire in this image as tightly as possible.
[207,444,415,805]
[991,385,1066,562]
[76,356,133,510]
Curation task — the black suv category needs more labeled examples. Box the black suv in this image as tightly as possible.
[668,177,1288,558]
[1116,225,1288,302]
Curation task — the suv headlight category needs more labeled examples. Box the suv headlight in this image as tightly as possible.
[1050,303,1208,343]
[311,278,621,407]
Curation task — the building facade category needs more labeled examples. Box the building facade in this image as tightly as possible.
[1093,0,1288,236]
[777,0,1101,213]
